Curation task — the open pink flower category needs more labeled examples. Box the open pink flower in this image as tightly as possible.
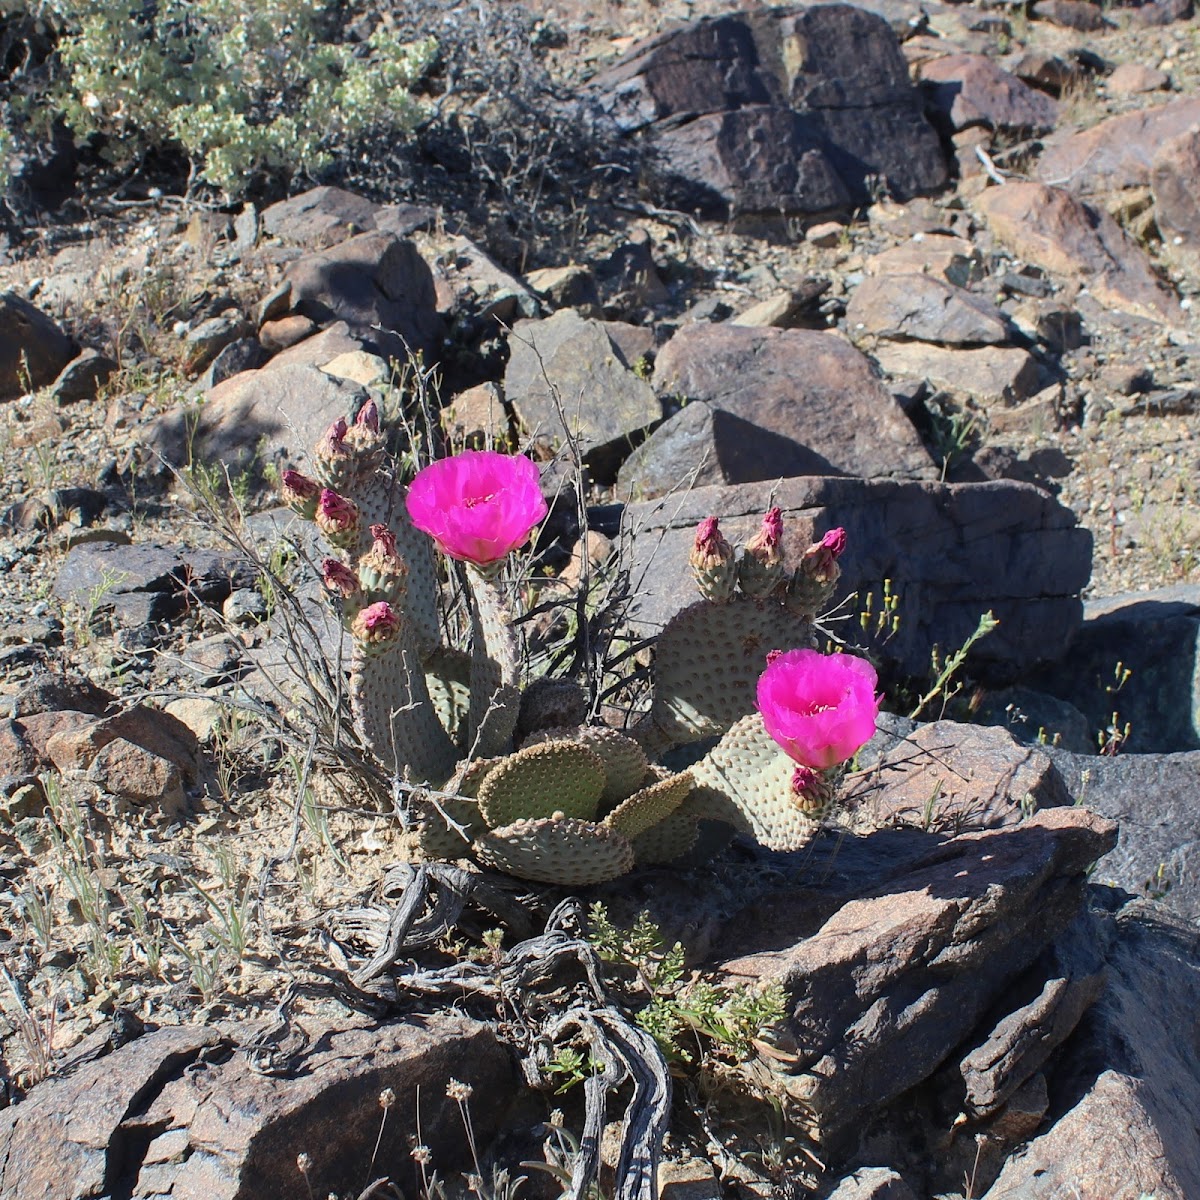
[757,648,881,769]
[406,450,548,567]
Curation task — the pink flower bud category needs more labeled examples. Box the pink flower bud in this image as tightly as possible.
[791,765,820,796]
[321,557,359,598]
[351,600,402,646]
[800,528,846,585]
[318,418,348,458]
[690,517,733,568]
[821,527,847,559]
[406,451,548,567]
[355,400,380,434]
[281,470,321,518]
[359,523,408,602]
[757,648,880,769]
[367,523,397,558]
[315,488,361,547]
[739,506,784,597]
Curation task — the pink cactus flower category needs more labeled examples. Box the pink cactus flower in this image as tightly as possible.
[406,451,548,567]
[757,647,881,769]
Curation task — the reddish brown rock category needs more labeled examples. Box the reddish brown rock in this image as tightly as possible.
[258,314,317,352]
[650,323,935,481]
[872,342,1041,406]
[1152,127,1200,245]
[1,292,77,400]
[42,707,199,780]
[1036,97,1200,195]
[1107,62,1170,95]
[918,54,1059,132]
[846,273,1009,345]
[86,738,187,814]
[852,721,1069,831]
[976,181,1181,322]
[1031,0,1111,30]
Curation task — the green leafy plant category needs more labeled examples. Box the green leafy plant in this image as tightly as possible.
[19,0,434,197]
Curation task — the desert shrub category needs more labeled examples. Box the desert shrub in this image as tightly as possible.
[1,0,434,198]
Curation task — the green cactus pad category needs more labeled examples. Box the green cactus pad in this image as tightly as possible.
[424,647,473,749]
[603,767,693,840]
[648,597,813,746]
[526,725,649,805]
[446,757,503,799]
[467,570,521,759]
[687,713,818,852]
[475,817,636,885]
[416,795,482,859]
[477,740,606,828]
[631,811,700,866]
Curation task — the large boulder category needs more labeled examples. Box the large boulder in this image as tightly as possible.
[649,323,935,483]
[0,292,76,400]
[918,53,1059,133]
[623,475,1091,681]
[590,4,948,217]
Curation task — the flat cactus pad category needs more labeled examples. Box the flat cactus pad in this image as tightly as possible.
[477,740,606,828]
[475,817,636,885]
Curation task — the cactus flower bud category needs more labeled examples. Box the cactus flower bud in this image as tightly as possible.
[738,506,785,598]
[281,469,321,520]
[315,488,361,549]
[789,764,838,821]
[321,557,360,599]
[358,522,408,605]
[689,516,737,603]
[786,527,848,617]
[350,600,403,656]
[355,399,380,433]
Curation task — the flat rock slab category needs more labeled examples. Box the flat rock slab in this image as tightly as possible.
[623,475,1090,680]
[651,323,935,481]
[262,185,434,248]
[918,53,1059,132]
[0,1016,514,1200]
[982,901,1200,1199]
[872,340,1040,407]
[846,273,1009,346]
[718,808,1115,1144]
[145,363,369,481]
[852,720,1070,831]
[977,181,1181,323]
[1035,96,1200,196]
[1050,749,1200,921]
[505,309,661,482]
[591,4,947,216]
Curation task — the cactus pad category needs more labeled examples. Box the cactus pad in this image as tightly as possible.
[631,811,701,866]
[416,795,481,859]
[603,767,693,840]
[687,713,818,852]
[477,740,606,828]
[516,677,589,738]
[526,725,649,805]
[475,817,636,885]
[648,597,812,746]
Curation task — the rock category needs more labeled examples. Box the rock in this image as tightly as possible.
[918,54,1059,133]
[808,221,846,248]
[223,588,267,625]
[852,721,1070,831]
[732,282,830,328]
[976,182,1181,323]
[865,234,981,284]
[442,382,509,448]
[425,234,541,326]
[53,540,257,627]
[0,1015,512,1200]
[86,737,187,815]
[50,348,117,404]
[526,264,603,316]
[505,309,661,481]
[1030,585,1200,754]
[284,232,442,362]
[973,685,1094,754]
[846,274,1010,346]
[0,292,76,399]
[623,475,1091,681]
[651,324,935,481]
[981,901,1200,1199]
[872,342,1041,407]
[1010,51,1086,95]
[618,400,846,499]
[197,337,270,390]
[1031,0,1111,30]
[258,314,317,352]
[596,229,671,307]
[1152,127,1200,245]
[42,705,199,780]
[591,5,947,217]
[1035,97,1200,196]
[320,349,389,387]
[717,808,1116,1145]
[266,321,366,371]
[826,1168,919,1199]
[1107,61,1170,95]
[184,312,252,373]
[1049,749,1200,921]
[164,696,225,742]
[261,186,434,248]
[1129,0,1192,23]
[146,363,369,481]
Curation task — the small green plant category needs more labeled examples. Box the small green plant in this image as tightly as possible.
[857,577,901,643]
[586,903,787,1066]
[908,610,1000,720]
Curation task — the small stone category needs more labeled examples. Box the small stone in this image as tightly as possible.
[222,588,267,626]
[256,280,292,326]
[319,349,389,387]
[87,737,187,814]
[807,221,845,248]
[259,314,317,353]
[1107,62,1170,96]
[50,348,117,404]
[184,312,251,373]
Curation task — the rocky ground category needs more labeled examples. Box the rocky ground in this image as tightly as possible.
[3,0,1200,1197]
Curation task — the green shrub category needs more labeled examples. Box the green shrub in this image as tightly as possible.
[7,0,434,197]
